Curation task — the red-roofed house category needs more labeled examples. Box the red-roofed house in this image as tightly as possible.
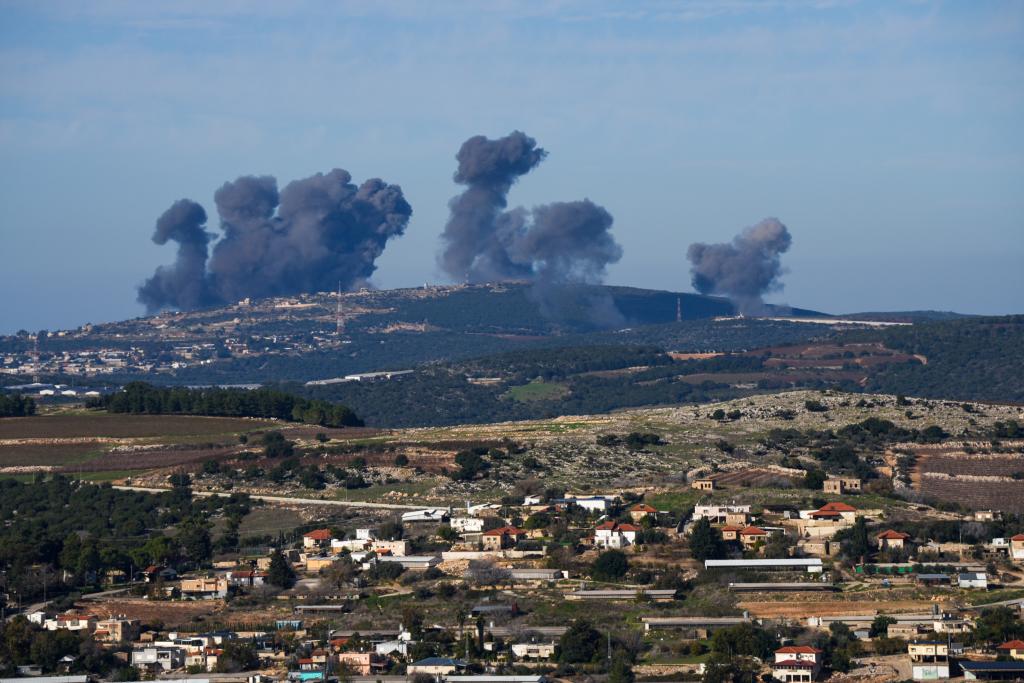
[721,524,744,542]
[593,522,641,549]
[481,526,526,551]
[773,645,823,682]
[628,504,658,522]
[303,529,334,549]
[809,502,858,522]
[738,526,772,550]
[877,529,912,551]
[997,640,1024,661]
[1011,534,1024,562]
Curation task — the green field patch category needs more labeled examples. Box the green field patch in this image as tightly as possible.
[504,381,569,402]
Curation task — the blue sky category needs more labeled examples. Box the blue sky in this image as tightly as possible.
[1,0,1022,333]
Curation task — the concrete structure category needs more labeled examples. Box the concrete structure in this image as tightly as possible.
[961,660,1024,680]
[691,478,715,491]
[566,589,676,602]
[373,554,441,571]
[335,651,385,675]
[511,643,556,659]
[823,477,861,495]
[908,641,951,681]
[693,504,751,523]
[772,646,823,682]
[738,525,771,549]
[93,617,140,643]
[132,646,186,672]
[958,572,988,589]
[806,502,858,522]
[640,616,749,638]
[705,558,823,573]
[508,568,565,581]
[482,527,526,551]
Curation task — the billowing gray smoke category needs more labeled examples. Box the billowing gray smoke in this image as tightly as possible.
[138,169,411,312]
[137,200,213,311]
[686,217,792,315]
[438,131,623,324]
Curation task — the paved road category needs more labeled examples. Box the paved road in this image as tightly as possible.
[112,485,421,510]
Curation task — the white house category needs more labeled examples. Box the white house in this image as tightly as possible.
[593,521,641,549]
[958,572,988,590]
[693,504,752,524]
[451,517,486,533]
[772,646,823,682]
[132,646,186,672]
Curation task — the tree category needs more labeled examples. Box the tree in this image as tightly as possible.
[689,518,725,561]
[591,550,628,581]
[608,651,635,683]
[709,623,777,659]
[558,620,601,664]
[841,516,871,562]
[266,550,296,589]
[870,615,896,638]
[177,519,212,566]
[214,642,259,672]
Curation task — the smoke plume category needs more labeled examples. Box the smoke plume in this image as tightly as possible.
[686,217,792,315]
[138,169,411,312]
[438,131,623,324]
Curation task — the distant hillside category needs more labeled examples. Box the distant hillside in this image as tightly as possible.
[855,315,1024,403]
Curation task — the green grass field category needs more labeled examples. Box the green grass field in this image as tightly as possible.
[504,381,569,402]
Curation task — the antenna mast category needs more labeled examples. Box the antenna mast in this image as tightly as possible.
[335,282,343,336]
[676,296,682,323]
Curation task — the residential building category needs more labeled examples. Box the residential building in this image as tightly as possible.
[180,577,228,599]
[43,613,96,632]
[823,477,861,495]
[482,527,526,551]
[407,657,468,676]
[996,640,1024,661]
[226,569,267,588]
[772,645,823,682]
[909,641,951,681]
[132,646,186,672]
[559,496,612,512]
[693,504,751,524]
[721,525,743,542]
[593,521,641,549]
[691,479,715,491]
[738,526,771,550]
[877,529,912,551]
[302,529,333,550]
[335,652,385,675]
[511,642,556,659]
[958,572,988,590]
[305,555,337,572]
[628,504,658,522]
[451,517,486,533]
[372,539,411,556]
[807,502,858,522]
[1010,534,1024,562]
[93,616,140,643]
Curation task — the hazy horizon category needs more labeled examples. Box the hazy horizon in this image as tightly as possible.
[1,1,1022,334]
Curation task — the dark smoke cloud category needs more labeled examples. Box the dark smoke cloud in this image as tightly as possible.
[438,131,623,325]
[138,200,213,312]
[686,217,792,315]
[138,169,411,312]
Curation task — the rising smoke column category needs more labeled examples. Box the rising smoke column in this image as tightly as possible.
[137,169,412,312]
[138,200,215,311]
[438,131,623,324]
[686,217,792,315]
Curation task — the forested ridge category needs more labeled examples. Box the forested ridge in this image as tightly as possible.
[89,382,363,427]
[857,315,1024,402]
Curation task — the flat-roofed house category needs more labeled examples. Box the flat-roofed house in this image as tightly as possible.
[823,477,861,495]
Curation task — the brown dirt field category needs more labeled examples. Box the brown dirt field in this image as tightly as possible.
[61,447,239,472]
[713,468,799,487]
[76,597,225,625]
[0,414,275,439]
[738,599,941,618]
